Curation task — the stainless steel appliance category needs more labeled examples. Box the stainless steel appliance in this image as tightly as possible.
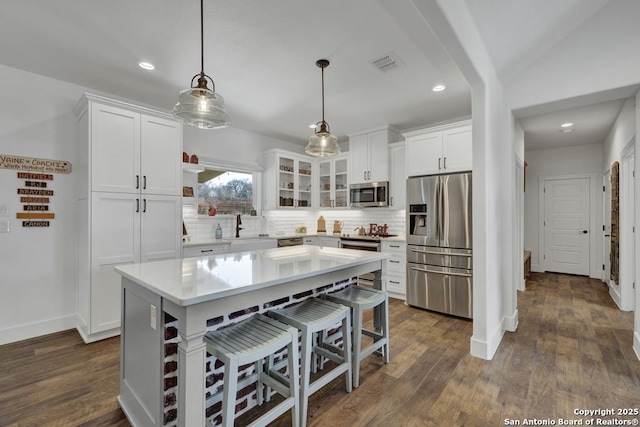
[340,235,384,285]
[406,172,473,319]
[277,237,303,247]
[350,181,389,208]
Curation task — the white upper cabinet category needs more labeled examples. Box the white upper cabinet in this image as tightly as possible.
[91,103,140,193]
[403,120,472,177]
[91,101,182,196]
[349,126,399,183]
[388,141,406,209]
[318,154,349,208]
[263,150,315,209]
[140,115,182,196]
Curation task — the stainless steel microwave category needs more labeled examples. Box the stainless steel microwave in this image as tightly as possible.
[350,181,389,208]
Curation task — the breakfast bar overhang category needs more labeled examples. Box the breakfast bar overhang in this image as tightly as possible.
[114,246,388,427]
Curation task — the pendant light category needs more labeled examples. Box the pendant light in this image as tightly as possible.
[305,59,340,157]
[173,0,229,129]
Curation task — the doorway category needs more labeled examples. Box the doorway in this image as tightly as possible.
[619,139,636,311]
[603,169,611,286]
[540,176,592,276]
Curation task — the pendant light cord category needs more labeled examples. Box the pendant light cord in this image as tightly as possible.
[321,65,325,123]
[200,0,204,75]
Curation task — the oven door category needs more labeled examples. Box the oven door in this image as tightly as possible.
[340,239,380,286]
[339,239,380,251]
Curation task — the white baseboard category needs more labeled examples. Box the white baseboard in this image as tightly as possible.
[470,324,504,360]
[609,283,623,310]
[634,331,640,361]
[0,315,76,346]
[76,324,120,344]
[503,309,519,332]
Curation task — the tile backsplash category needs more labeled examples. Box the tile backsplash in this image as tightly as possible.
[183,204,406,241]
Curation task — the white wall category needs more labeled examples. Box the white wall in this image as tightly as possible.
[183,126,305,169]
[603,97,636,169]
[413,0,515,360]
[523,143,603,275]
[0,64,87,344]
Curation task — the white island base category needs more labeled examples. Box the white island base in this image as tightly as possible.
[115,246,388,427]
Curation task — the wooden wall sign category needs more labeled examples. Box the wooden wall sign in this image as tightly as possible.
[1,154,71,174]
[13,171,57,227]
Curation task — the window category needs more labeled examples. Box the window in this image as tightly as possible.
[198,170,255,215]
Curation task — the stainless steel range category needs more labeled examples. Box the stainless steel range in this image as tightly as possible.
[340,234,397,285]
[406,172,473,319]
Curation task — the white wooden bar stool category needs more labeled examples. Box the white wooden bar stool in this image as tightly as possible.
[203,314,300,427]
[268,298,352,426]
[323,285,389,388]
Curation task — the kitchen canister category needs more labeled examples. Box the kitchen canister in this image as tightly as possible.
[317,215,326,233]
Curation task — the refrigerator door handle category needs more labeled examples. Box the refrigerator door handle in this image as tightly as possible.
[410,266,472,278]
[410,249,472,257]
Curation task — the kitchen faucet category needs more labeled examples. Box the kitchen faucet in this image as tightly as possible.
[235,214,243,238]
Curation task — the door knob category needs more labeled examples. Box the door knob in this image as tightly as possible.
[582,230,588,234]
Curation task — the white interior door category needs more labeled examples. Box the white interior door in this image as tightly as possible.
[544,177,590,275]
[603,171,611,285]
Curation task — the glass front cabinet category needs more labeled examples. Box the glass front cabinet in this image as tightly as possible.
[318,154,349,208]
[264,150,314,209]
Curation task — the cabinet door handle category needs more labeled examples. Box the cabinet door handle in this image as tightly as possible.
[364,171,367,181]
[390,245,400,248]
[389,280,400,284]
[136,175,140,189]
[390,260,400,263]
[444,157,447,169]
[143,198,147,213]
[143,175,147,190]
[390,196,393,206]
[200,249,213,253]
[438,158,441,170]
[136,198,140,213]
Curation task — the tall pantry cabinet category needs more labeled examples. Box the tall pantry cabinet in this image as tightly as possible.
[74,94,183,343]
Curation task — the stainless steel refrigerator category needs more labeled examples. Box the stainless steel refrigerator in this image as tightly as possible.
[406,172,473,319]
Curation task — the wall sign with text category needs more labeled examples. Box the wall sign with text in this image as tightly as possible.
[15,172,55,227]
[0,154,71,174]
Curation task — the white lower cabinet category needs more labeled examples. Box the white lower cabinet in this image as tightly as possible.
[81,192,181,341]
[183,244,230,258]
[382,241,406,299]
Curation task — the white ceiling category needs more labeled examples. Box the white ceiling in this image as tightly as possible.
[0,0,632,151]
[518,99,625,151]
[0,0,471,145]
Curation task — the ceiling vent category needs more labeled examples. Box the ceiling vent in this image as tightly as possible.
[371,53,403,73]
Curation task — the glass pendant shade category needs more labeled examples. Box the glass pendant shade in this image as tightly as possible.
[172,0,229,130]
[173,85,229,130]
[306,122,340,157]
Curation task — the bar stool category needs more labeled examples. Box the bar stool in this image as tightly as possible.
[323,285,389,388]
[268,298,352,426]
[203,314,300,427]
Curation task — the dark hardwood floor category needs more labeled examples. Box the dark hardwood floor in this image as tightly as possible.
[1,272,639,426]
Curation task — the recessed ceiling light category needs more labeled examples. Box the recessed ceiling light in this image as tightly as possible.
[560,122,573,128]
[138,62,155,71]
[432,84,446,92]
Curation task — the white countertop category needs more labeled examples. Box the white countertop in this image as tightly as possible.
[115,246,388,306]
[183,233,405,247]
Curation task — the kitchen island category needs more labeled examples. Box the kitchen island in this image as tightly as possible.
[114,246,388,427]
